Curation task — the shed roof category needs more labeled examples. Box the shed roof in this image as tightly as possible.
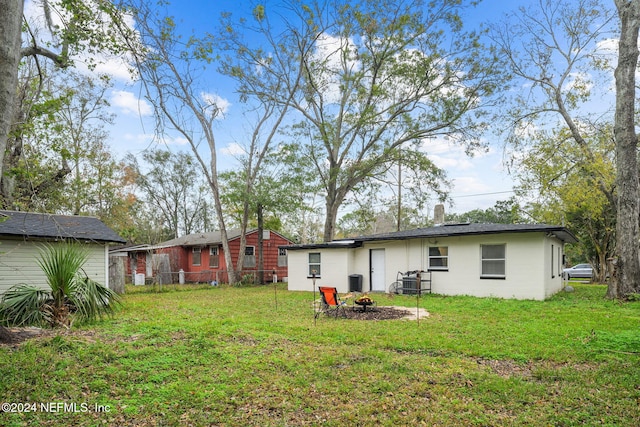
[153,229,293,249]
[284,222,578,250]
[0,210,126,244]
[155,229,244,248]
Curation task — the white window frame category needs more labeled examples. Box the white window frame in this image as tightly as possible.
[308,252,321,277]
[428,246,449,271]
[480,244,506,279]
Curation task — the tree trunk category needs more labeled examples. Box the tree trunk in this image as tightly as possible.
[210,156,237,284]
[323,197,340,243]
[108,255,125,294]
[257,203,264,285]
[154,254,171,287]
[596,251,608,283]
[611,0,640,298]
[0,0,24,198]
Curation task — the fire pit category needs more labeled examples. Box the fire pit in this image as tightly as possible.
[354,295,375,312]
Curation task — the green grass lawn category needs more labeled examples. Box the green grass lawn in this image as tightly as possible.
[1,284,639,426]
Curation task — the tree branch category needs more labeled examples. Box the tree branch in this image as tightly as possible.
[21,46,70,68]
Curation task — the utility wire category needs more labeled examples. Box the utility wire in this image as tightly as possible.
[450,189,516,199]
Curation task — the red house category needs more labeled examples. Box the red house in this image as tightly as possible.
[119,229,293,285]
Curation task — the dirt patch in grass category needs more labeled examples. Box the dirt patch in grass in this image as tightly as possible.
[0,305,426,348]
[339,305,429,321]
[476,358,534,378]
[0,326,54,347]
[0,326,102,348]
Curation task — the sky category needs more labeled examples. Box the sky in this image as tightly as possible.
[25,0,613,218]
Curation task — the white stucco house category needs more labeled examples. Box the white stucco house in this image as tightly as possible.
[284,223,578,300]
[0,210,126,294]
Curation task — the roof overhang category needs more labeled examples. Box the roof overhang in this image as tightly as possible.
[282,223,579,250]
[281,240,363,250]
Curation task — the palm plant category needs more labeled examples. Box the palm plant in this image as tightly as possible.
[0,243,120,328]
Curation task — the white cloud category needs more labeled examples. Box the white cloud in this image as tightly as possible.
[415,134,515,213]
[596,38,618,57]
[451,176,491,194]
[162,136,189,146]
[110,90,152,116]
[221,142,247,156]
[308,34,359,104]
[24,1,57,33]
[200,92,231,118]
[119,132,189,149]
[419,137,478,171]
[430,154,474,171]
[448,175,515,213]
[89,56,136,82]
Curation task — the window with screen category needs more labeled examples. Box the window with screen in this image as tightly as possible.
[481,244,505,279]
[244,246,256,268]
[192,247,201,266]
[428,246,448,271]
[209,247,219,268]
[308,252,321,277]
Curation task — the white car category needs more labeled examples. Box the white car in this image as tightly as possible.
[563,263,593,280]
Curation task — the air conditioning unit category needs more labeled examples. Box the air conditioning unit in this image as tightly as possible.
[135,273,145,286]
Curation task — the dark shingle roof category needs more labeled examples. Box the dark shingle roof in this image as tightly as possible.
[352,223,578,243]
[284,222,578,250]
[0,211,126,244]
[155,229,244,248]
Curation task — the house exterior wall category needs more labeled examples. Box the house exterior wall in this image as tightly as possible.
[287,232,567,300]
[543,235,566,298]
[352,239,425,292]
[0,239,109,294]
[151,230,293,284]
[157,246,190,273]
[287,247,353,291]
[419,233,548,300]
[227,230,291,278]
[127,252,149,276]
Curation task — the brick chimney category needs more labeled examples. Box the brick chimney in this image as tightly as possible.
[434,204,445,225]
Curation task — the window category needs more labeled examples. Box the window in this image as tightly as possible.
[481,244,505,279]
[244,246,256,268]
[192,247,201,266]
[278,248,288,267]
[428,246,448,271]
[557,247,562,277]
[209,247,219,268]
[308,252,321,277]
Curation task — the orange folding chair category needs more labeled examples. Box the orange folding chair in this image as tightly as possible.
[315,286,348,318]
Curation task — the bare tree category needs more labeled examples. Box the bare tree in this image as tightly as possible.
[125,2,299,283]
[122,2,238,281]
[126,150,210,239]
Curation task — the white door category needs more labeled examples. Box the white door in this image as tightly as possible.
[370,249,386,292]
